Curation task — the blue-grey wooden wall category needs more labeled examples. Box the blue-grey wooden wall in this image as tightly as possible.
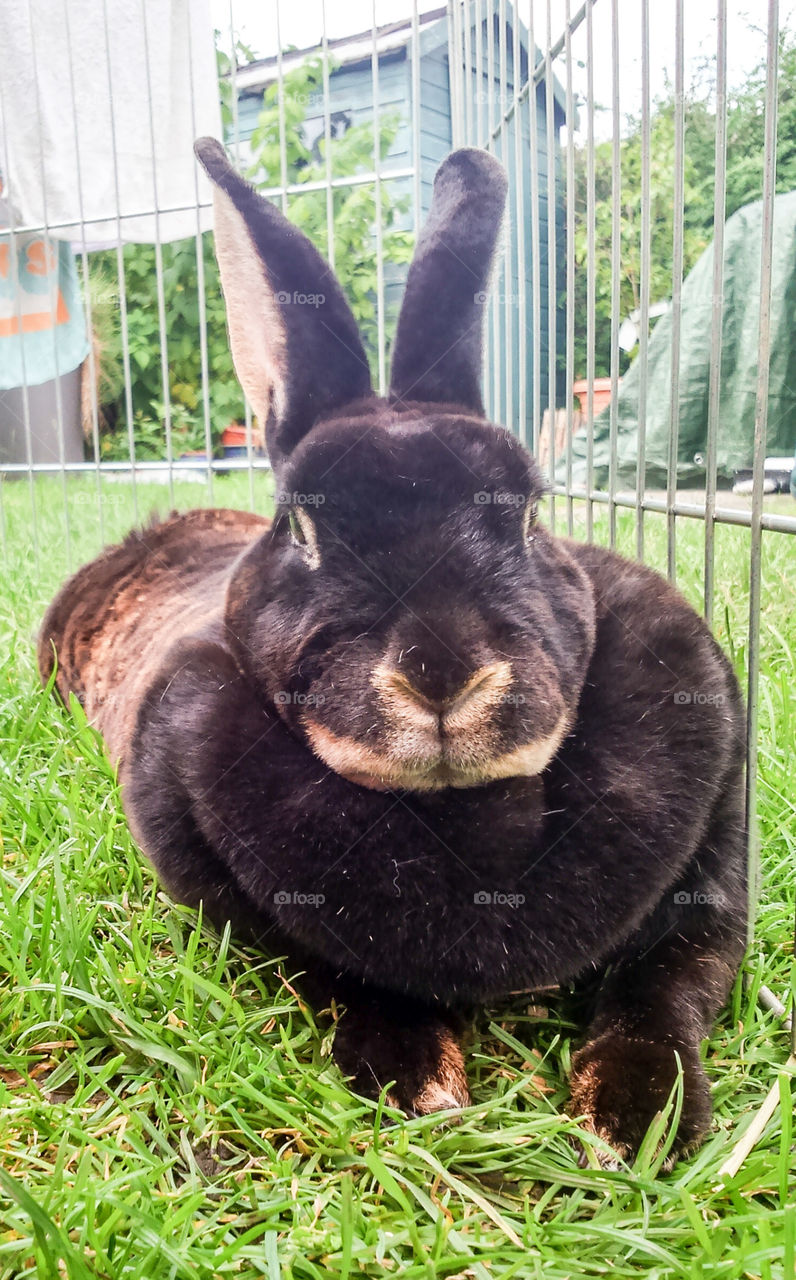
[230,6,565,436]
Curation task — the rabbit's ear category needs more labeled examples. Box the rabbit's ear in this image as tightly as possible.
[195,138,372,465]
[389,148,507,415]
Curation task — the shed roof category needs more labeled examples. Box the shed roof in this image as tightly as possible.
[230,4,567,118]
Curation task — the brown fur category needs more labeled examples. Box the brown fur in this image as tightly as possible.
[38,507,268,762]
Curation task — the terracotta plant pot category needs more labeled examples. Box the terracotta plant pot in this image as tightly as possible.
[572,377,614,417]
[221,423,251,458]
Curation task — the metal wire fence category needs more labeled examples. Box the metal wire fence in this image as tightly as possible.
[0,0,793,1034]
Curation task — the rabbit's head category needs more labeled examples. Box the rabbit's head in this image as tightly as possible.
[196,140,596,791]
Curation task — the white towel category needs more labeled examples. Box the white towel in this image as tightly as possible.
[0,0,222,245]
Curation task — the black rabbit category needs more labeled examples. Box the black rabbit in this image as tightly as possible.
[39,140,747,1167]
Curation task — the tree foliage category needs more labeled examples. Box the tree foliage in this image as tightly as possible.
[92,53,412,459]
[569,26,796,382]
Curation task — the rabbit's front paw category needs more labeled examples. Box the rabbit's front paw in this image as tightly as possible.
[333,1012,470,1116]
[569,1033,711,1170]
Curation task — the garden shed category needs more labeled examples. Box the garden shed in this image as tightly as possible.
[229,3,567,424]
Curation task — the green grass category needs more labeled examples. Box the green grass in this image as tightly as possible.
[0,476,793,1279]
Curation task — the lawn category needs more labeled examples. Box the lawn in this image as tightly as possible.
[0,475,793,1279]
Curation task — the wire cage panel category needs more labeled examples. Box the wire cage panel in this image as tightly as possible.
[0,0,792,1045]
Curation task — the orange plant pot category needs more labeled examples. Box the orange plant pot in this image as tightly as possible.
[221,423,250,449]
[572,377,613,417]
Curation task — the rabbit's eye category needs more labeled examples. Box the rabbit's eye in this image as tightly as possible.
[288,509,306,546]
[523,501,539,542]
[286,507,321,570]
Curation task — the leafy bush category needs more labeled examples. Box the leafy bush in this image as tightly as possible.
[93,54,413,460]
[570,25,796,380]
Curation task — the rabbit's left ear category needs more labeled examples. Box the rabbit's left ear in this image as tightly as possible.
[389,148,507,415]
[195,138,372,466]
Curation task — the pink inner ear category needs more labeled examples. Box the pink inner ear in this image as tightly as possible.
[211,183,287,429]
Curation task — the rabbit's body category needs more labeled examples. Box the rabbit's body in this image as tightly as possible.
[40,143,747,1165]
[40,477,743,1009]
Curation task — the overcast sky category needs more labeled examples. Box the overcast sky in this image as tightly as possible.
[211,1,792,141]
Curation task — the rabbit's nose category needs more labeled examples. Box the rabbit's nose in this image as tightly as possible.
[380,662,512,724]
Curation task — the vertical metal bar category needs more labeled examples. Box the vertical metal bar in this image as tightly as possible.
[635,0,651,561]
[228,2,241,163]
[448,0,464,149]
[139,0,174,506]
[463,0,474,146]
[275,3,289,216]
[475,0,490,414]
[544,0,557,530]
[184,2,214,504]
[666,0,686,582]
[499,0,512,437]
[513,0,528,448]
[486,0,499,421]
[242,365,255,515]
[227,3,255,509]
[475,0,485,150]
[563,0,575,534]
[704,0,728,624]
[371,2,386,396]
[607,0,621,549]
[528,0,542,460]
[25,3,72,568]
[411,0,422,229]
[0,68,40,560]
[745,0,779,941]
[321,0,335,271]
[101,0,138,521]
[584,0,596,541]
[62,0,105,543]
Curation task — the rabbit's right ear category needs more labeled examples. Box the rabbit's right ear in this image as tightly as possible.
[195,138,372,467]
[389,148,507,414]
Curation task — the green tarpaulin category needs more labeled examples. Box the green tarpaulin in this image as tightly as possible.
[560,191,796,489]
